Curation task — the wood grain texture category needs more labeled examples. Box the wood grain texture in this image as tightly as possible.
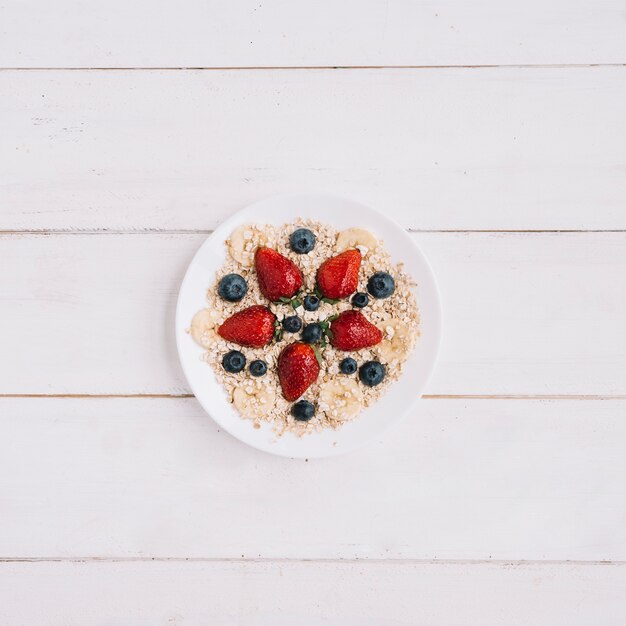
[1,397,625,560]
[1,560,624,626]
[0,232,624,396]
[1,0,625,68]
[2,1,625,617]
[2,68,625,231]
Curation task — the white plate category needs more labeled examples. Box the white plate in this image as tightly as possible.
[176,194,442,458]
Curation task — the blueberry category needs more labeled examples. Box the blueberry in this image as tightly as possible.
[291,400,315,421]
[282,315,303,333]
[351,292,369,308]
[339,357,358,375]
[302,323,322,344]
[222,350,246,373]
[367,272,395,299]
[290,228,316,254]
[303,294,320,312]
[249,359,268,377]
[218,273,248,302]
[359,361,386,387]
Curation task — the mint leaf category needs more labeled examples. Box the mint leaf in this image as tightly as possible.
[312,345,323,367]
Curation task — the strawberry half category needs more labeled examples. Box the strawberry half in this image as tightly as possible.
[217,305,276,348]
[255,247,303,302]
[277,342,320,401]
[316,249,361,299]
[329,310,383,351]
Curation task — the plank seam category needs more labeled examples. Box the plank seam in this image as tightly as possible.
[0,64,625,71]
[0,557,621,565]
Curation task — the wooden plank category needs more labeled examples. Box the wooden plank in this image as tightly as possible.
[1,0,625,68]
[1,560,624,625]
[1,397,625,560]
[2,68,625,231]
[0,232,624,396]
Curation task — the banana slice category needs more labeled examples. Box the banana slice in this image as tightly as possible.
[227,224,266,267]
[190,309,220,348]
[336,227,379,255]
[375,319,414,363]
[318,378,363,421]
[232,385,276,419]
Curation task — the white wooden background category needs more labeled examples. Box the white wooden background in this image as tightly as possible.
[1,1,625,624]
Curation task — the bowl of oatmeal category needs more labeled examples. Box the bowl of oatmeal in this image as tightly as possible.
[176,194,441,458]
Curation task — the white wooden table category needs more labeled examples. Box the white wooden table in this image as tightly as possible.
[1,2,625,623]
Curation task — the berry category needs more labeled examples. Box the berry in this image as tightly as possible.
[302,323,323,344]
[222,350,246,373]
[291,400,315,421]
[277,342,320,401]
[254,247,303,302]
[289,228,316,254]
[217,273,248,302]
[351,292,369,308]
[359,361,386,387]
[249,359,268,377]
[330,310,383,351]
[282,315,303,333]
[367,271,395,299]
[303,294,320,311]
[316,249,362,299]
[217,305,276,348]
[339,357,358,375]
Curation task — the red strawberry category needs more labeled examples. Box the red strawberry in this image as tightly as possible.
[277,342,320,401]
[316,249,361,299]
[330,310,383,351]
[217,305,276,348]
[255,247,303,302]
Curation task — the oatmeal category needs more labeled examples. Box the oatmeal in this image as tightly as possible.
[189,220,420,436]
